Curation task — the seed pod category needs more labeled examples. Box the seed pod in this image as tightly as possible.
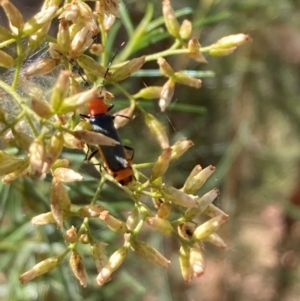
[96,246,128,286]
[52,158,71,170]
[204,204,226,218]
[25,58,60,78]
[171,139,194,160]
[161,185,198,208]
[19,257,59,283]
[190,247,205,277]
[144,113,169,149]
[146,216,173,234]
[150,147,172,181]
[0,0,24,33]
[99,210,128,233]
[179,19,192,39]
[105,56,146,83]
[23,5,58,35]
[133,86,162,100]
[70,252,87,287]
[158,58,174,77]
[0,50,14,69]
[179,246,192,282]
[126,206,139,230]
[188,38,207,62]
[162,0,180,38]
[91,242,108,273]
[31,211,56,225]
[131,240,171,268]
[182,165,216,194]
[159,79,175,112]
[156,202,171,219]
[174,72,202,88]
[177,222,196,240]
[192,214,229,241]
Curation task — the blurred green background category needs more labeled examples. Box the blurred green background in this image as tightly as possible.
[1,0,300,300]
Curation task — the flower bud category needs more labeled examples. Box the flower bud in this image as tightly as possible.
[57,18,70,53]
[0,151,28,176]
[182,165,216,194]
[208,47,236,56]
[48,42,64,59]
[70,252,87,287]
[42,132,64,173]
[24,58,60,78]
[19,257,59,283]
[177,222,196,240]
[131,240,171,268]
[161,185,198,208]
[29,138,45,176]
[126,206,139,230]
[179,246,192,282]
[204,204,226,218]
[215,34,251,49]
[159,79,175,112]
[96,246,128,286]
[150,147,172,181]
[31,211,56,225]
[77,54,107,78]
[0,0,24,33]
[77,1,92,19]
[53,167,83,182]
[105,56,146,83]
[185,188,220,220]
[133,86,162,100]
[90,43,103,55]
[158,58,174,77]
[113,104,135,129]
[78,205,105,217]
[31,98,53,118]
[156,202,171,219]
[0,25,12,41]
[28,20,51,50]
[99,210,128,233]
[188,38,207,62]
[146,216,173,233]
[69,26,93,59]
[52,158,71,170]
[72,130,120,146]
[171,139,194,160]
[179,19,192,39]
[91,242,108,272]
[205,232,226,249]
[192,214,229,241]
[162,0,180,38]
[63,226,77,243]
[174,72,202,88]
[144,113,169,149]
[23,5,58,35]
[2,156,29,183]
[0,50,14,68]
[103,13,116,31]
[190,247,205,277]
[63,132,84,149]
[50,70,71,111]
[57,87,101,114]
[78,234,89,244]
